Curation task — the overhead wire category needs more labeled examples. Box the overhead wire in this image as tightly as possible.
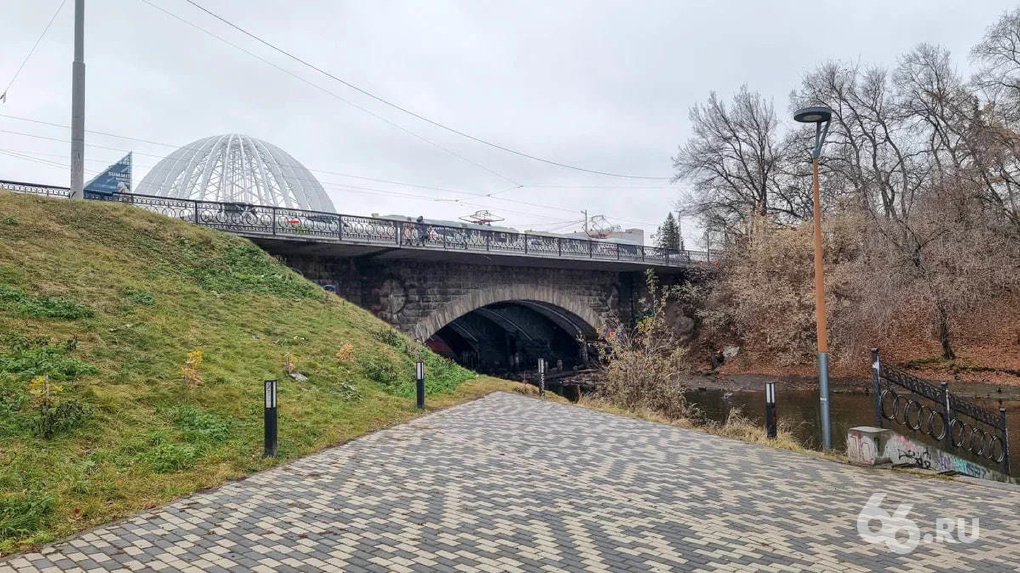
[138,0,522,188]
[181,0,670,181]
[1,0,68,104]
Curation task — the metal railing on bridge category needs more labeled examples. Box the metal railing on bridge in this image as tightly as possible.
[2,179,717,268]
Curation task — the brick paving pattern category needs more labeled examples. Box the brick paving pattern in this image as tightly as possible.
[3,392,1019,572]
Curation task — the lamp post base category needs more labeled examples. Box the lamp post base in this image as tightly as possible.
[818,351,832,450]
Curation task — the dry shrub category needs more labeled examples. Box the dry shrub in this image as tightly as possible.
[707,184,1020,369]
[597,273,693,420]
[182,349,203,387]
[711,224,827,365]
[334,342,354,363]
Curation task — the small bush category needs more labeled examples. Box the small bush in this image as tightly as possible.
[373,329,404,350]
[164,404,230,443]
[123,287,154,306]
[0,344,97,381]
[0,285,93,319]
[1,216,17,226]
[0,493,53,543]
[0,385,26,413]
[360,357,401,389]
[143,443,198,473]
[37,399,92,438]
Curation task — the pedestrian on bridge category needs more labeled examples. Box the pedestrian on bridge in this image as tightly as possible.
[416,216,429,247]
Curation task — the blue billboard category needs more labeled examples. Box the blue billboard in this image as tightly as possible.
[84,153,132,196]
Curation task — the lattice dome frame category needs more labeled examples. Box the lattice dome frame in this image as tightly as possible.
[136,134,335,213]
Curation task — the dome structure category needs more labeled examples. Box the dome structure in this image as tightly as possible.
[136,134,335,213]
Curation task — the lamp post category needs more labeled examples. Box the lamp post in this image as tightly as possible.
[793,105,833,450]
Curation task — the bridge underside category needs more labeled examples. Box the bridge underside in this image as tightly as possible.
[426,300,598,376]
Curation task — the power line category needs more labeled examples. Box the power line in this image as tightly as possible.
[137,0,521,187]
[181,0,670,181]
[1,0,68,104]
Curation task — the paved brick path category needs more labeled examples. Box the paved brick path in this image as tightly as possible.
[3,392,1019,572]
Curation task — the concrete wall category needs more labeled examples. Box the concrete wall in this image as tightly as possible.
[846,426,1014,483]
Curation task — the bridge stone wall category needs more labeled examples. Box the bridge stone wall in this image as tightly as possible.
[281,255,644,339]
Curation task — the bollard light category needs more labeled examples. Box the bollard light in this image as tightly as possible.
[264,379,278,457]
[415,359,425,410]
[538,358,546,398]
[765,382,777,440]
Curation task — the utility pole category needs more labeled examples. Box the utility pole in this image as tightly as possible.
[580,209,589,237]
[70,0,85,199]
[676,210,684,250]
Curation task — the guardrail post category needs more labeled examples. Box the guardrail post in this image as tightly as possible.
[941,382,953,451]
[557,238,562,257]
[589,240,593,258]
[395,221,401,245]
[641,246,645,262]
[1001,408,1010,475]
[871,348,882,428]
[524,234,529,254]
[485,231,491,251]
[194,201,200,225]
[271,206,277,236]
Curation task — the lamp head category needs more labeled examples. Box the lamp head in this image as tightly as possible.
[793,105,833,124]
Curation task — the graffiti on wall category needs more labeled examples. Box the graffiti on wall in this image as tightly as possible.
[848,427,1007,483]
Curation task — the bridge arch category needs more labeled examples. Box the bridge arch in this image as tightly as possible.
[412,285,604,341]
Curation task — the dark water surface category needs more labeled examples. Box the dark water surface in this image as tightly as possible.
[683,386,1020,477]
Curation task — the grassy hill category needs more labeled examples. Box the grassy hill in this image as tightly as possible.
[0,190,524,554]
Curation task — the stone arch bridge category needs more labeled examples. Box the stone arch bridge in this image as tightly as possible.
[267,245,696,376]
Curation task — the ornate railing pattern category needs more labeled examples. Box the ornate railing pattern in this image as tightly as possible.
[0,180,718,267]
[871,348,1010,474]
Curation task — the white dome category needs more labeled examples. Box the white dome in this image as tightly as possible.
[136,134,335,213]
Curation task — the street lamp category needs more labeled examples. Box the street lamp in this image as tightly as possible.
[794,105,833,450]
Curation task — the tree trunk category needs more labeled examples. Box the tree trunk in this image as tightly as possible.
[936,300,955,360]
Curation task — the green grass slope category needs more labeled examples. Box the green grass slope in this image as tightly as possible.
[0,191,523,554]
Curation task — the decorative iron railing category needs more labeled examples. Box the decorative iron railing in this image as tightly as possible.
[871,348,1010,475]
[1,180,718,268]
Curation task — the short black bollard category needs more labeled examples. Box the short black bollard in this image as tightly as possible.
[538,358,546,397]
[415,359,425,409]
[765,382,777,440]
[264,379,278,457]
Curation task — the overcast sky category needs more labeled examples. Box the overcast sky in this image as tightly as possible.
[1,0,1017,244]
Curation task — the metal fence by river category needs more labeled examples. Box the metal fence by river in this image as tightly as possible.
[684,386,1020,477]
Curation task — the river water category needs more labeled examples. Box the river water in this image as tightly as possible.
[682,386,1020,477]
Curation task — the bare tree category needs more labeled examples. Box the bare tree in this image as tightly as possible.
[972,8,1020,119]
[970,10,1020,231]
[673,86,803,236]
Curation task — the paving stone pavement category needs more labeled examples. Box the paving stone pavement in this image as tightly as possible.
[3,391,1019,572]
